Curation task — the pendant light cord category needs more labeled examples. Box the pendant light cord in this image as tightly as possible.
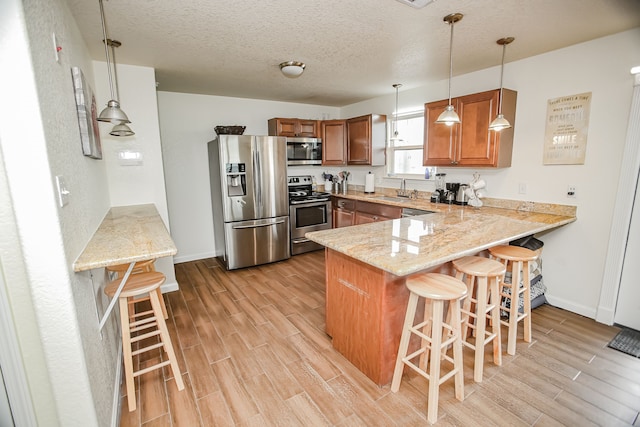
[498,42,506,115]
[99,0,115,101]
[110,43,121,102]
[447,20,454,104]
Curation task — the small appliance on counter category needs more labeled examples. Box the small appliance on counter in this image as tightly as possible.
[456,184,469,205]
[365,171,375,193]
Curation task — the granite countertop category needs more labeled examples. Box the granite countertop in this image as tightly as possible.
[73,204,177,272]
[306,191,576,277]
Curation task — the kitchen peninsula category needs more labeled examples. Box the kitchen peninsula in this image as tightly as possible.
[305,193,576,385]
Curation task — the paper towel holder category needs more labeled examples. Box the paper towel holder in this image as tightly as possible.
[365,171,376,194]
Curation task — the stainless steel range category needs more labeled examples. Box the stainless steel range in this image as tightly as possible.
[288,175,332,255]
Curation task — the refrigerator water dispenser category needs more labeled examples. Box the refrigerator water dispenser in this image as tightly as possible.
[226,163,246,196]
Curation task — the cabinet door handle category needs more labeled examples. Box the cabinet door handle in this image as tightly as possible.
[373,216,379,221]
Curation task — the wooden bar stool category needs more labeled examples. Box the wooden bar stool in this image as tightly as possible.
[106,259,167,320]
[391,273,467,424]
[452,256,506,382]
[105,272,184,411]
[488,245,539,355]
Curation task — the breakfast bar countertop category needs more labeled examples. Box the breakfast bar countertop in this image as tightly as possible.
[73,204,177,272]
[306,196,576,277]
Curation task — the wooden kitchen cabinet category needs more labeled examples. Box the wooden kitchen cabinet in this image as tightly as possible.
[346,114,387,166]
[423,88,516,168]
[332,197,355,228]
[354,200,401,224]
[321,120,347,165]
[268,118,319,137]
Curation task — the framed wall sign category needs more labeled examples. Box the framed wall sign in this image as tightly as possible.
[543,92,591,165]
[71,66,102,159]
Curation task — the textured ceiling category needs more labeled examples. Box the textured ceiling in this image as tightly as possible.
[65,0,640,106]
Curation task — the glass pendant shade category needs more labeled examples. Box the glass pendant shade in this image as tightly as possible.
[98,99,130,124]
[436,104,461,126]
[110,122,135,137]
[489,114,510,131]
[435,13,463,126]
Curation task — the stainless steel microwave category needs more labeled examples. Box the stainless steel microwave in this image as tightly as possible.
[286,137,322,166]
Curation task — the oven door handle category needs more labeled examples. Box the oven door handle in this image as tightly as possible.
[290,198,330,205]
[291,237,313,244]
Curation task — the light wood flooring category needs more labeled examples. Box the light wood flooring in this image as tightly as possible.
[119,250,640,426]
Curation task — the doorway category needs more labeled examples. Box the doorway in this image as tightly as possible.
[614,171,640,330]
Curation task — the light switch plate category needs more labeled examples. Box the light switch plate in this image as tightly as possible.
[55,175,70,207]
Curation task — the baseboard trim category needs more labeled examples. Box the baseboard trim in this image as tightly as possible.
[173,251,216,264]
[545,294,597,320]
[160,279,179,293]
[110,341,123,427]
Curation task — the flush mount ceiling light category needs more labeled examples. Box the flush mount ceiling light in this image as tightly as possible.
[391,83,403,142]
[97,0,133,134]
[394,0,435,9]
[436,13,463,126]
[279,61,306,78]
[489,37,515,132]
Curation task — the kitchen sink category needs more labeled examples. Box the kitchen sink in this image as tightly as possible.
[371,195,412,203]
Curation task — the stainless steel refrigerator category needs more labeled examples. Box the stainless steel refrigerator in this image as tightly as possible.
[208,135,290,270]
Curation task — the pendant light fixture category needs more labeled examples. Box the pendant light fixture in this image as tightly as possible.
[391,83,403,142]
[106,39,134,136]
[436,13,463,126]
[489,37,514,132]
[97,0,133,135]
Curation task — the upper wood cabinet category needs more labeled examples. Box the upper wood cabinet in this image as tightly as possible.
[346,114,386,166]
[268,118,319,137]
[423,89,516,168]
[321,120,347,166]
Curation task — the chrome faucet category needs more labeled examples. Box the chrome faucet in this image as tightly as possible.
[397,178,410,198]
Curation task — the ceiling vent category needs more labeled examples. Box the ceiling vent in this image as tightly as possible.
[394,0,435,9]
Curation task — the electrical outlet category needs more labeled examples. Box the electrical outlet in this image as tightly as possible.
[567,185,576,198]
[518,183,527,194]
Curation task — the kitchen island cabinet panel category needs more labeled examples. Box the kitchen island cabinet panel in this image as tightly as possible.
[325,248,410,385]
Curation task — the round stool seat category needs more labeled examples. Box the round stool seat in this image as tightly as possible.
[488,245,538,262]
[452,256,506,277]
[105,271,165,299]
[406,273,467,301]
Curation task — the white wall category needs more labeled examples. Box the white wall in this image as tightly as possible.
[342,29,640,318]
[159,29,640,320]
[93,62,177,290]
[157,93,340,262]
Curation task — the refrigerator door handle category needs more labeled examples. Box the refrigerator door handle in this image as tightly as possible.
[253,146,262,209]
[232,219,286,229]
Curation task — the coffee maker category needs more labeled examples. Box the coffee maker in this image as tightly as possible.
[445,182,460,204]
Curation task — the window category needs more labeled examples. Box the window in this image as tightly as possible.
[387,111,436,178]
